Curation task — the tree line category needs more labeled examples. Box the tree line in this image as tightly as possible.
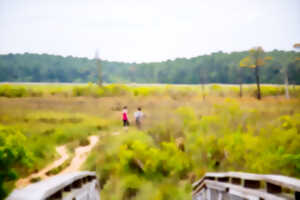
[0,50,299,85]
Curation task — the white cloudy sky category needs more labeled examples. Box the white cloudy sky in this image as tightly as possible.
[0,0,299,62]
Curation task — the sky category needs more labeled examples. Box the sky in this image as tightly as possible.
[0,0,299,62]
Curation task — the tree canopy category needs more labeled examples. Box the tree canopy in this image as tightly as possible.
[0,50,299,84]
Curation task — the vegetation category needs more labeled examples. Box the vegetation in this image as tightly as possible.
[0,103,109,198]
[240,47,272,99]
[1,83,300,99]
[29,177,41,183]
[95,51,103,87]
[1,83,299,199]
[83,95,300,199]
[0,125,33,199]
[46,158,72,176]
[0,50,299,84]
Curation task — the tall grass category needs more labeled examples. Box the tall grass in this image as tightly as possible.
[82,95,300,199]
[1,83,299,199]
[0,108,110,197]
[1,83,299,98]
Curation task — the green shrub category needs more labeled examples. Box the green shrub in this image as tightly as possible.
[79,137,90,146]
[29,177,41,183]
[1,83,298,98]
[85,130,192,199]
[261,85,284,96]
[0,125,33,199]
[46,158,71,176]
[0,84,27,98]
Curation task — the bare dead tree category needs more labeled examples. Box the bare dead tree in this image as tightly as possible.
[95,50,102,87]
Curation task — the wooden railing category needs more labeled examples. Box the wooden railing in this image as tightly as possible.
[7,171,300,199]
[192,172,300,200]
[6,171,100,200]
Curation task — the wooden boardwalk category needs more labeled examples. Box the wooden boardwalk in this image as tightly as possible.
[7,171,100,200]
[7,171,300,199]
[192,172,300,200]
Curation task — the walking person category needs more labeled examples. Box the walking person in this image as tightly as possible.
[134,107,143,129]
[122,106,129,127]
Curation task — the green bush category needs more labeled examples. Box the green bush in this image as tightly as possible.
[1,83,299,98]
[0,125,33,199]
[46,158,71,176]
[261,85,284,97]
[0,84,27,98]
[85,130,192,199]
[0,110,109,198]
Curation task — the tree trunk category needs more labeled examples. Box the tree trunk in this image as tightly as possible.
[284,68,290,99]
[200,67,206,100]
[255,66,261,100]
[238,67,243,98]
[201,83,205,100]
[239,83,243,98]
[97,59,102,87]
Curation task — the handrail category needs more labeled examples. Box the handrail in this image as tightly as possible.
[204,180,285,200]
[7,171,300,199]
[192,172,300,200]
[6,171,99,200]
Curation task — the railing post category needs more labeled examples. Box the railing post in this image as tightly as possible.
[192,172,300,200]
[206,188,211,200]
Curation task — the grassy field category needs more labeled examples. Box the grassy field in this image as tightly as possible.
[0,83,300,199]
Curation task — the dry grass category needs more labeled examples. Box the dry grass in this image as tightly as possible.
[1,94,298,131]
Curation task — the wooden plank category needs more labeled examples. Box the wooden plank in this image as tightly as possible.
[194,172,300,191]
[227,172,264,181]
[192,181,206,196]
[192,177,205,188]
[204,180,286,200]
[205,172,264,180]
[205,172,229,178]
[6,171,97,200]
[229,189,259,200]
[264,175,300,192]
[205,180,227,192]
[62,180,101,200]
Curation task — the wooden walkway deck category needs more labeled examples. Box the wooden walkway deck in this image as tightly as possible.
[6,171,100,200]
[6,171,300,199]
[192,172,300,200]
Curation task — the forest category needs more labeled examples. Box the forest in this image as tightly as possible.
[0,50,299,84]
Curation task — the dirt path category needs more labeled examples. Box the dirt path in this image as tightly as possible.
[16,135,99,188]
[61,135,98,174]
[112,131,120,136]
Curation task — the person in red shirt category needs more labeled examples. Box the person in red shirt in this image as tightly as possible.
[122,106,130,127]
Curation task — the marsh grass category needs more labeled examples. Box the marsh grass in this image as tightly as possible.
[80,93,299,199]
[1,83,300,199]
[1,83,300,98]
[0,97,111,197]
